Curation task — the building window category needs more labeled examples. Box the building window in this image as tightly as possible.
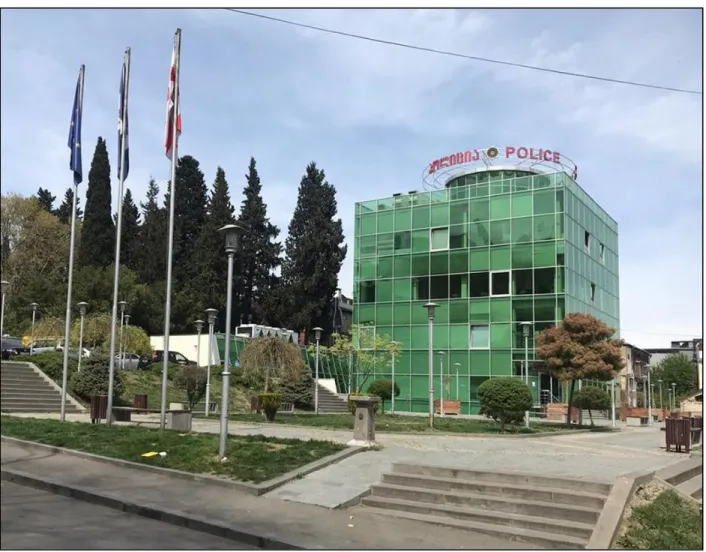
[512,269,533,295]
[584,230,590,253]
[590,282,596,302]
[469,325,490,349]
[469,272,490,297]
[359,281,376,303]
[599,243,605,263]
[430,227,450,251]
[490,270,511,296]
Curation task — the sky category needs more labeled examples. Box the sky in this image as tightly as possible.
[0,8,702,348]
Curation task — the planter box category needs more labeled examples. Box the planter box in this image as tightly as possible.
[435,399,461,415]
[626,416,648,427]
[167,411,192,431]
[545,403,579,423]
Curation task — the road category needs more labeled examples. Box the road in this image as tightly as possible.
[1,481,254,549]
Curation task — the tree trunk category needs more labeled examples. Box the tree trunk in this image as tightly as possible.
[567,379,577,427]
[499,415,506,433]
[588,408,594,426]
[264,365,271,393]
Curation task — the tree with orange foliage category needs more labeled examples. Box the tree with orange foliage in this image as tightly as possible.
[536,313,624,426]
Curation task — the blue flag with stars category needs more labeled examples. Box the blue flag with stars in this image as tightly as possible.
[117,58,129,181]
[68,72,82,185]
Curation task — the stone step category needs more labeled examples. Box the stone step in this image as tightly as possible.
[381,472,607,509]
[658,458,703,487]
[1,398,67,407]
[359,503,587,549]
[1,390,65,400]
[677,474,703,500]
[0,404,82,413]
[370,483,601,525]
[391,463,612,496]
[0,374,52,383]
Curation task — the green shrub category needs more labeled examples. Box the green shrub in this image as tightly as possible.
[281,367,314,410]
[477,377,532,432]
[18,352,78,384]
[347,392,380,415]
[573,386,611,426]
[259,392,283,422]
[366,379,400,413]
[69,352,125,401]
[173,366,208,410]
[149,361,181,380]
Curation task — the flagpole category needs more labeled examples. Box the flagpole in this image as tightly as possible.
[60,64,85,423]
[160,29,181,430]
[106,48,131,427]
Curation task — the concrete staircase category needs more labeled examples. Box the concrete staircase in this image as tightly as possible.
[316,383,349,413]
[657,457,702,503]
[0,362,83,414]
[360,463,612,549]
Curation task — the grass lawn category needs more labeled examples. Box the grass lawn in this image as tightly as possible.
[220,412,605,434]
[0,415,345,484]
[616,488,703,549]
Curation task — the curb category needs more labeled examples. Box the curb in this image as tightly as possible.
[0,436,365,495]
[0,468,301,550]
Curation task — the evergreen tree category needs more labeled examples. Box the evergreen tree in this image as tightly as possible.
[280,162,347,340]
[35,187,56,213]
[113,188,140,272]
[136,178,165,284]
[189,167,236,333]
[54,187,83,224]
[235,158,282,326]
[78,138,115,267]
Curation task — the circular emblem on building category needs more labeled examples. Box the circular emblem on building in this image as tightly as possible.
[487,147,499,159]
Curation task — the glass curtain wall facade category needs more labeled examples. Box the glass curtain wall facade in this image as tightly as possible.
[353,169,619,414]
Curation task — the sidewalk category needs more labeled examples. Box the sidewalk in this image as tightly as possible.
[0,440,527,550]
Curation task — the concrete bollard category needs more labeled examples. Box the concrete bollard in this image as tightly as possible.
[347,395,380,448]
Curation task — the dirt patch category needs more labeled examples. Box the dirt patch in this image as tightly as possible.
[267,443,290,451]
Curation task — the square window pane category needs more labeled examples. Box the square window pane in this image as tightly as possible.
[360,259,376,279]
[490,246,511,271]
[359,281,376,303]
[470,222,490,247]
[533,190,555,215]
[356,304,375,325]
[491,323,512,348]
[450,250,469,273]
[469,199,489,221]
[430,252,449,274]
[556,189,564,212]
[433,325,449,349]
[449,325,469,349]
[376,305,393,326]
[378,257,393,278]
[450,224,468,249]
[394,208,412,230]
[490,298,511,322]
[411,254,429,276]
[450,274,468,298]
[431,227,449,250]
[394,231,412,254]
[378,211,393,233]
[491,351,512,376]
[470,249,490,271]
[430,275,449,299]
[393,325,412,349]
[412,206,430,228]
[534,267,555,294]
[512,192,532,217]
[431,204,449,226]
[361,214,377,235]
[411,326,428,347]
[411,301,429,324]
[360,235,376,257]
[434,303,449,324]
[412,229,430,252]
[450,201,469,224]
[491,271,510,296]
[534,214,556,240]
[469,299,490,322]
[449,300,469,323]
[512,244,533,269]
[394,256,411,277]
[376,280,393,302]
[512,269,533,295]
[512,217,533,243]
[412,277,429,300]
[470,273,490,298]
[394,302,411,325]
[556,213,565,239]
[393,278,411,301]
[534,242,556,267]
[513,297,533,321]
[469,355,490,378]
[490,196,511,220]
[377,233,394,255]
[470,325,490,348]
[556,267,565,293]
[490,220,511,245]
[534,297,555,321]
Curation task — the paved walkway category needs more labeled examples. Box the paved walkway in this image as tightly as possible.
[1,441,528,549]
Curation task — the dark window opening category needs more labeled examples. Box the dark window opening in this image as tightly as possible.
[430,275,449,299]
[599,243,605,262]
[491,271,511,296]
[534,268,555,294]
[412,277,429,301]
[512,269,533,295]
[450,275,468,298]
[394,231,411,251]
[584,231,590,252]
[590,282,596,302]
[469,272,489,298]
[359,281,376,303]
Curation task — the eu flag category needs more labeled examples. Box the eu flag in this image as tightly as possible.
[68,71,83,185]
[117,57,129,181]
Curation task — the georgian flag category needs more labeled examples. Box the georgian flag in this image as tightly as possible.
[165,38,182,161]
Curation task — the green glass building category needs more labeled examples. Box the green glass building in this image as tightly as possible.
[352,161,619,415]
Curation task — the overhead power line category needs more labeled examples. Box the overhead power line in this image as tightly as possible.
[226,9,702,96]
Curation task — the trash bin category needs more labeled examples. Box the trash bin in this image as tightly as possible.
[250,396,260,413]
[90,395,108,423]
[133,394,148,410]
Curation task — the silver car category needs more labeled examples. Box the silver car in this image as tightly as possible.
[115,353,143,370]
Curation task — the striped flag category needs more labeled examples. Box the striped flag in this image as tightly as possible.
[165,35,182,161]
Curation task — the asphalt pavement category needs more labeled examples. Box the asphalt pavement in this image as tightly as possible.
[1,481,254,549]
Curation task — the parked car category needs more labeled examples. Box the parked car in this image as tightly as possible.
[30,340,59,355]
[151,350,196,366]
[1,338,30,360]
[56,345,91,358]
[115,353,147,370]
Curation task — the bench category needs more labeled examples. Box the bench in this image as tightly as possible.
[191,402,219,415]
[279,402,295,414]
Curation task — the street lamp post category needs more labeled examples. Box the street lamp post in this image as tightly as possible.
[118,301,127,370]
[390,342,400,415]
[671,383,677,411]
[218,223,242,459]
[454,362,461,402]
[658,379,664,412]
[77,302,88,372]
[195,319,204,367]
[611,379,617,427]
[423,302,438,429]
[30,303,39,355]
[0,281,8,340]
[520,322,532,429]
[438,351,445,417]
[645,364,652,426]
[123,314,131,362]
[313,327,323,415]
[204,308,218,417]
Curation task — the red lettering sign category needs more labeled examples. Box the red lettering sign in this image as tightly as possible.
[428,146,564,174]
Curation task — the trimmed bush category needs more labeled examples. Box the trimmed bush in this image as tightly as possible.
[574,386,611,426]
[347,392,380,415]
[69,352,124,401]
[477,377,532,432]
[366,379,400,413]
[174,366,208,410]
[259,392,283,422]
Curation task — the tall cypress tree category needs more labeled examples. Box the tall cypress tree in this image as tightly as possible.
[137,178,165,284]
[78,137,114,267]
[54,187,83,224]
[280,162,347,340]
[189,167,236,332]
[236,157,281,325]
[114,188,140,272]
[35,187,56,213]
